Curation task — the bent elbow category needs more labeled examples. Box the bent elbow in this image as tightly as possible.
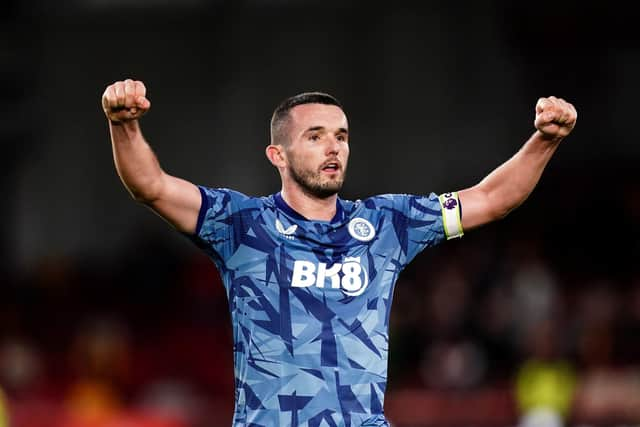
[487,188,528,222]
[131,192,152,205]
[492,199,525,222]
[494,206,512,221]
[127,184,160,205]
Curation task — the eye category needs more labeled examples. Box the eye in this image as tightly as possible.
[337,134,347,142]
[309,134,320,142]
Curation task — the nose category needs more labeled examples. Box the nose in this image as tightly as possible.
[326,135,340,155]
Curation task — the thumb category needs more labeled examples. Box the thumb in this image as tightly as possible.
[136,96,151,109]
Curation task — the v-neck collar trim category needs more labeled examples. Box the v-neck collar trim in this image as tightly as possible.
[274,192,344,224]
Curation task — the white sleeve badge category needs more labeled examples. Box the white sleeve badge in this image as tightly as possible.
[438,192,464,240]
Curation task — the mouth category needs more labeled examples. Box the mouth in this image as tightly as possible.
[320,160,341,174]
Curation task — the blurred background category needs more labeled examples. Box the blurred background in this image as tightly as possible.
[2,0,640,426]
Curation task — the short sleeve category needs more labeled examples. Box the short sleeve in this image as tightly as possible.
[189,186,246,262]
[375,191,462,264]
[401,193,447,262]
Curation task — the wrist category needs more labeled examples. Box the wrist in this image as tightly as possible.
[534,130,563,145]
[109,119,140,131]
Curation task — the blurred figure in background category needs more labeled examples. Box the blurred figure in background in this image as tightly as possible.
[63,315,131,427]
[0,336,44,401]
[419,261,487,390]
[570,279,640,424]
[510,240,577,427]
[0,336,57,427]
[573,280,619,370]
[515,318,577,427]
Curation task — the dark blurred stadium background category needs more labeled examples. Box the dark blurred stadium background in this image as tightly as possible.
[1,1,640,426]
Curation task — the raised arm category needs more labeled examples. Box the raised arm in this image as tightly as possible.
[458,96,577,231]
[102,79,202,234]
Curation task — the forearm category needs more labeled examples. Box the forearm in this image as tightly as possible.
[475,130,560,218]
[110,119,165,203]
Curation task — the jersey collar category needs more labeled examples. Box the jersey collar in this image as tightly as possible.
[274,192,344,224]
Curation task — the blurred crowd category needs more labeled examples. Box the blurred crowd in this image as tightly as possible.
[1,178,640,427]
[0,235,236,427]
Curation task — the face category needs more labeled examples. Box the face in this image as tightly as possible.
[284,103,350,198]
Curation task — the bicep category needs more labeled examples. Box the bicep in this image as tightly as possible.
[147,173,202,234]
[458,185,500,231]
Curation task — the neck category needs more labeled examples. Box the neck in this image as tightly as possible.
[280,183,338,221]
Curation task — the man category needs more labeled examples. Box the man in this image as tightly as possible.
[102,79,576,427]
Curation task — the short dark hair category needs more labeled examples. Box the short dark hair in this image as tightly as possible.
[270,92,344,146]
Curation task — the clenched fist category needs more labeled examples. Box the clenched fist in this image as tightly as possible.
[102,79,151,123]
[534,96,577,140]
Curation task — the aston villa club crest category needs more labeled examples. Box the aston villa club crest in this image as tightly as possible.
[348,218,376,242]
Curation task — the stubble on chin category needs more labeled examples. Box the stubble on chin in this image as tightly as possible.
[288,164,345,199]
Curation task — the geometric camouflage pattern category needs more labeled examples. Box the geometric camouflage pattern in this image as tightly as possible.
[189,187,447,426]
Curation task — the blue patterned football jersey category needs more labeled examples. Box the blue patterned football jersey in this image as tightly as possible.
[190,187,456,427]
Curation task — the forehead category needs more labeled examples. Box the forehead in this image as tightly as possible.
[288,103,348,130]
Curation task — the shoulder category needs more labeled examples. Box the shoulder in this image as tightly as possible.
[345,193,442,219]
[198,186,274,209]
[349,193,429,210]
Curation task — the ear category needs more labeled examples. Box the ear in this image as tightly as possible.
[265,144,286,168]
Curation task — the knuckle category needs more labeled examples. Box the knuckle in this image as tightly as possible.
[135,81,146,93]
